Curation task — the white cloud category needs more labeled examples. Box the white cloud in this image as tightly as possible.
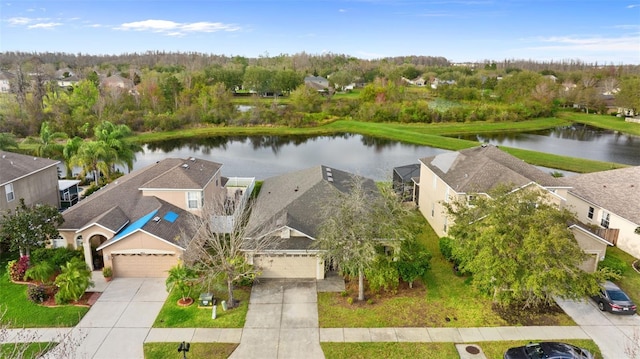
[28,22,62,29]
[527,34,640,52]
[7,17,32,25]
[116,19,240,36]
[627,4,639,8]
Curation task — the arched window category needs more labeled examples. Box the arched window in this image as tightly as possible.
[75,235,83,249]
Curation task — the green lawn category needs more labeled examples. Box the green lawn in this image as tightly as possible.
[0,255,88,328]
[153,286,250,328]
[321,339,601,359]
[606,246,640,305]
[559,111,640,136]
[318,214,575,328]
[0,342,56,358]
[143,342,238,359]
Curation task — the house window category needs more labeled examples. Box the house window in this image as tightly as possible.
[600,212,610,229]
[52,235,66,248]
[432,175,437,189]
[75,235,83,249]
[444,187,450,203]
[443,217,448,233]
[187,191,201,209]
[5,183,14,202]
[587,206,594,220]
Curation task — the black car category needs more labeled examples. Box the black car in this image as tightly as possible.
[591,280,637,315]
[503,342,594,359]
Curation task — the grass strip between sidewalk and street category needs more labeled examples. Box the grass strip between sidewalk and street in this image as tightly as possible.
[143,342,238,359]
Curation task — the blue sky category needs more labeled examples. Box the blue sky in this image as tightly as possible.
[1,0,639,64]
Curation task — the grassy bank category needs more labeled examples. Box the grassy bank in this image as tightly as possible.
[132,117,628,173]
[559,111,640,136]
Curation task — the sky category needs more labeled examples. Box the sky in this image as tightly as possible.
[1,0,639,64]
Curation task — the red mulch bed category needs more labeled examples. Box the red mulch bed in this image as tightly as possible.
[13,279,99,307]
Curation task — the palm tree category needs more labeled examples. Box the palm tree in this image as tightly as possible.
[62,136,84,178]
[94,121,141,173]
[70,140,115,186]
[23,122,68,159]
[0,132,18,150]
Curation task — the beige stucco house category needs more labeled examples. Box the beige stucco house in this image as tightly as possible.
[57,157,229,277]
[565,166,640,259]
[416,144,611,272]
[0,151,60,214]
[244,165,379,279]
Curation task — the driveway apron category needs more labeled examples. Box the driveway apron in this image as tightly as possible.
[556,298,640,359]
[65,278,168,359]
[230,279,325,359]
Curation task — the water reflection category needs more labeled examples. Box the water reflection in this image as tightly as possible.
[137,134,443,180]
[454,124,640,166]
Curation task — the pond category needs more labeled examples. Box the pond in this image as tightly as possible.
[135,134,444,180]
[452,124,640,166]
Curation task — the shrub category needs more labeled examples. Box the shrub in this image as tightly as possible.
[7,256,29,282]
[54,257,93,304]
[346,297,354,305]
[367,299,374,305]
[598,255,629,276]
[102,266,112,278]
[31,247,83,269]
[26,284,48,303]
[340,291,349,297]
[439,237,455,261]
[25,261,56,284]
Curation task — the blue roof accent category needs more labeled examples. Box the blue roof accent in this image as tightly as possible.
[113,210,158,240]
[163,211,179,223]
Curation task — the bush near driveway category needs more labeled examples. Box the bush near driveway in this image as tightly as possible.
[153,285,250,328]
[318,214,575,328]
[0,253,88,328]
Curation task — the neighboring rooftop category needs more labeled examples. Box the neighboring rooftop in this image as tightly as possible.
[569,166,640,224]
[246,165,378,241]
[420,144,566,194]
[0,151,60,186]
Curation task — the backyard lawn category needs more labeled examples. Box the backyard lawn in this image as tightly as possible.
[318,214,576,328]
[606,246,640,305]
[153,286,250,328]
[0,254,88,328]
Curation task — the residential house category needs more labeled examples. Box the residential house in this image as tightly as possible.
[0,151,60,214]
[101,74,135,93]
[416,144,611,272]
[58,179,81,210]
[0,71,14,93]
[57,157,230,277]
[304,75,330,92]
[244,165,378,279]
[565,166,640,259]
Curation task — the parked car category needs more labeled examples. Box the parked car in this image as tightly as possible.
[504,342,594,359]
[591,280,637,315]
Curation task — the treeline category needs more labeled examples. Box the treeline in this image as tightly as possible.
[0,52,638,139]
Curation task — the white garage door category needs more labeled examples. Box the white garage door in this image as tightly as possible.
[254,254,317,278]
[112,253,177,278]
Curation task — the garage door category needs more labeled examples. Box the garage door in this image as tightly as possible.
[112,253,177,278]
[254,254,317,278]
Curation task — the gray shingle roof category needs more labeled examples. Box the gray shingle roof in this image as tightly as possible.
[569,166,640,224]
[140,158,221,189]
[246,165,378,243]
[92,206,129,233]
[419,145,564,194]
[60,158,220,240]
[0,151,60,186]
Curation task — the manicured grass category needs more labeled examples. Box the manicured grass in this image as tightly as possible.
[559,111,640,136]
[606,246,640,305]
[153,286,250,328]
[318,214,575,328]
[0,342,56,358]
[480,339,602,359]
[143,342,238,359]
[0,255,89,328]
[320,339,602,359]
[321,342,458,359]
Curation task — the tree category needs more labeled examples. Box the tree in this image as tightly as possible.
[444,186,603,307]
[93,121,140,173]
[0,199,64,257]
[62,136,84,178]
[289,84,324,113]
[0,132,18,150]
[616,77,640,114]
[394,237,431,289]
[23,121,68,159]
[54,257,93,304]
[180,198,280,308]
[166,262,198,304]
[69,140,115,185]
[314,178,411,301]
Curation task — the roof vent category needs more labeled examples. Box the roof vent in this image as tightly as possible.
[182,164,189,169]
[189,157,196,162]
[152,216,161,222]
[294,186,299,192]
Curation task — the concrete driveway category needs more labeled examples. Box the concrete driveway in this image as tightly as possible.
[69,278,168,359]
[556,298,640,359]
[229,279,325,359]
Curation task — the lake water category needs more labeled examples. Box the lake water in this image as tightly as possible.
[129,125,640,180]
[135,134,445,180]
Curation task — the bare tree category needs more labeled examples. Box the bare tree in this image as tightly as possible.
[180,196,280,308]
